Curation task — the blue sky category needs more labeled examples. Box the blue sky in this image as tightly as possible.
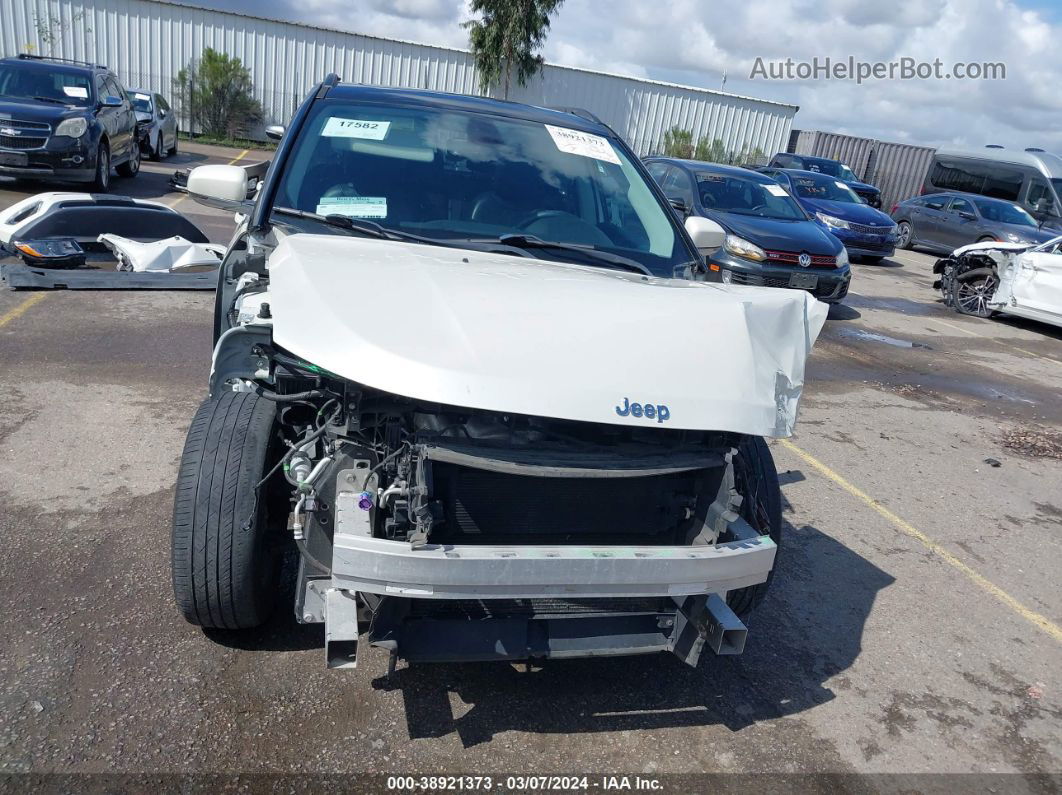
[175,0,1062,152]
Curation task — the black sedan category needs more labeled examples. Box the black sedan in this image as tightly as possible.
[645,158,851,302]
[891,192,1056,254]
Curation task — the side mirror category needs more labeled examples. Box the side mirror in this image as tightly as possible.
[187,164,252,211]
[958,211,976,221]
[1034,198,1053,215]
[158,108,167,118]
[667,197,689,216]
[102,95,124,108]
[265,125,285,141]
[684,215,726,254]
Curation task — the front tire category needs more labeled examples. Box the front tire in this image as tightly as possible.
[172,391,283,629]
[167,129,179,157]
[726,436,782,618]
[953,271,998,318]
[150,132,164,161]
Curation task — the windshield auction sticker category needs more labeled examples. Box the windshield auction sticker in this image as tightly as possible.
[545,124,620,164]
[316,196,387,219]
[321,118,391,140]
[62,85,88,99]
[765,184,789,197]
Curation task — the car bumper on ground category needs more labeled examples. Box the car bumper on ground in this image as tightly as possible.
[0,141,96,183]
[709,249,852,302]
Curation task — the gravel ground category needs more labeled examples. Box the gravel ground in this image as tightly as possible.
[0,159,1059,790]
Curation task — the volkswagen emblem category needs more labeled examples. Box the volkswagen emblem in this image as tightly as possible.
[798,252,812,268]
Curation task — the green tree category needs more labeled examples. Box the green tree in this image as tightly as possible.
[662,127,694,159]
[31,9,91,55]
[694,137,729,163]
[464,0,563,98]
[173,48,262,138]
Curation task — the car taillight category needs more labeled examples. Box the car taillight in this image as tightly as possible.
[890,204,898,214]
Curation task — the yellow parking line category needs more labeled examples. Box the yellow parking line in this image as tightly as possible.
[779,438,1062,644]
[227,149,249,164]
[0,292,48,329]
[926,317,1062,368]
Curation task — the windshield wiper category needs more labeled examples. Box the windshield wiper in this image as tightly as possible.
[271,208,540,258]
[469,234,651,275]
[32,95,68,105]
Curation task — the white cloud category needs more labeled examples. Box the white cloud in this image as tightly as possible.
[202,0,1061,151]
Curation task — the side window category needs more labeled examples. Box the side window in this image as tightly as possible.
[104,76,123,100]
[982,165,1023,201]
[156,94,170,112]
[1026,178,1053,210]
[663,167,696,207]
[930,159,984,194]
[646,162,670,186]
[948,197,974,215]
[95,75,108,101]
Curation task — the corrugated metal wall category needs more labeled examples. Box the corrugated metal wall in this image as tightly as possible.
[0,0,796,154]
[789,129,935,211]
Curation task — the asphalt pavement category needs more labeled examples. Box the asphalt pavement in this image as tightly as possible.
[0,154,1059,788]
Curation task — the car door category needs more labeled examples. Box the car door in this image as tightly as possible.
[156,94,176,147]
[1003,241,1062,323]
[105,76,134,159]
[915,194,950,249]
[941,196,981,248]
[94,75,120,155]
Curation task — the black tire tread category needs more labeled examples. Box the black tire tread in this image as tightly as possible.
[726,436,783,618]
[172,391,278,629]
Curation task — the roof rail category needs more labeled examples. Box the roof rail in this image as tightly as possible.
[315,72,340,98]
[17,53,107,69]
[550,106,603,125]
[985,144,1005,149]
[1025,147,1045,153]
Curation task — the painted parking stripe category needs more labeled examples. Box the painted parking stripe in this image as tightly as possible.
[779,438,1062,644]
[0,292,48,328]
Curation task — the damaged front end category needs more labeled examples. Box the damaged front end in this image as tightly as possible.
[933,241,1032,318]
[247,370,777,670]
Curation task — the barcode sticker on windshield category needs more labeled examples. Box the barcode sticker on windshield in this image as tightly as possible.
[321,118,391,140]
[765,184,788,197]
[545,124,620,164]
[316,196,387,219]
[62,86,88,99]
[135,92,151,100]
[835,181,849,190]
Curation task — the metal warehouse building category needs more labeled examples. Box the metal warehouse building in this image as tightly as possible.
[0,0,797,154]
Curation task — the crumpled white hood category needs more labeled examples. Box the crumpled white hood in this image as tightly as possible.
[267,235,828,436]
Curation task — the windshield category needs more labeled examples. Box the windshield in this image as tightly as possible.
[789,174,862,204]
[0,63,92,107]
[127,91,153,113]
[271,101,693,276]
[697,173,807,220]
[804,159,857,182]
[974,199,1035,227]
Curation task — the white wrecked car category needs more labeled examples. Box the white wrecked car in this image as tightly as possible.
[934,236,1062,328]
[173,79,828,672]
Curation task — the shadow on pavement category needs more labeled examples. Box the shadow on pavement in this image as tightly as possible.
[375,520,894,747]
[826,303,861,321]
